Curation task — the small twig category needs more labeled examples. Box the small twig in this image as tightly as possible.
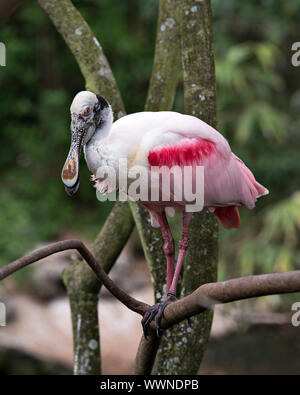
[0,240,148,315]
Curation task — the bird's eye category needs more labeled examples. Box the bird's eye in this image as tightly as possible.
[84,107,91,115]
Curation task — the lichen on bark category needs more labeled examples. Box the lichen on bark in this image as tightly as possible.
[38,0,125,116]
[145,0,181,112]
[131,0,181,307]
[153,0,218,374]
[132,0,181,374]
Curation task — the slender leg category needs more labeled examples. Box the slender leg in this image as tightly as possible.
[154,212,192,334]
[157,212,175,296]
[141,210,175,338]
[142,211,192,338]
[168,212,191,297]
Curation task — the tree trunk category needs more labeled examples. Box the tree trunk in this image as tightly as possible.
[153,0,218,374]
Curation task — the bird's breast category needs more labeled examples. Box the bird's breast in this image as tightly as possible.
[84,142,114,175]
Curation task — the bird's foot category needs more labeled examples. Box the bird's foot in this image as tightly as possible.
[142,292,177,338]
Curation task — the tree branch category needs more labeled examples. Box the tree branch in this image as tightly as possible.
[0,240,147,315]
[160,271,300,329]
[145,0,181,112]
[1,241,299,331]
[38,0,125,117]
[133,328,161,375]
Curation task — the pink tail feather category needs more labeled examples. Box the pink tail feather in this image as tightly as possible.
[214,206,241,229]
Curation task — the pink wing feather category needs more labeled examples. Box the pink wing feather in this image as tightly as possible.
[147,134,268,229]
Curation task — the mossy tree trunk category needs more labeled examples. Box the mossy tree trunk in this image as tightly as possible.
[152,0,218,374]
[131,0,181,314]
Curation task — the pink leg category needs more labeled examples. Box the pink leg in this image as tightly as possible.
[168,212,191,297]
[141,210,192,338]
[156,212,175,296]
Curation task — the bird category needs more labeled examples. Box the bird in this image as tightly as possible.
[61,90,269,337]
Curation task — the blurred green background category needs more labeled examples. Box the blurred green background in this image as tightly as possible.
[0,0,300,292]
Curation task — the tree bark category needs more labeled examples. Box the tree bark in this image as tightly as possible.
[132,0,181,374]
[38,0,125,116]
[132,0,181,300]
[2,241,300,334]
[62,202,134,374]
[153,0,218,374]
[180,0,218,373]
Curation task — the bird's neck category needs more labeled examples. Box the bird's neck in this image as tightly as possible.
[88,105,113,146]
[84,105,115,174]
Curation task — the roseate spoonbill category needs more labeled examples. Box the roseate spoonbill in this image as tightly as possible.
[61,91,269,337]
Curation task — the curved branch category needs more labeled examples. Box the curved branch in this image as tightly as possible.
[160,271,300,329]
[38,0,125,117]
[0,240,147,315]
[1,241,300,331]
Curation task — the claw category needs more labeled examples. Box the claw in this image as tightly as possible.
[141,293,177,338]
[141,303,160,339]
[155,293,177,336]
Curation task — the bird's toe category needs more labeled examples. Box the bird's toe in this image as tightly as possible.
[155,293,177,336]
[142,293,177,338]
[141,303,161,339]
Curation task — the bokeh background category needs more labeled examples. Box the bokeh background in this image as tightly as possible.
[0,0,300,374]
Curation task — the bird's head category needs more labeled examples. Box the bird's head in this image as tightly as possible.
[61,91,109,196]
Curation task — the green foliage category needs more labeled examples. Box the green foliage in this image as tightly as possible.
[210,0,300,288]
[236,193,300,277]
[263,192,300,245]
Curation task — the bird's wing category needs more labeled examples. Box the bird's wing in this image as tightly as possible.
[132,113,232,168]
[134,118,268,221]
[130,120,230,215]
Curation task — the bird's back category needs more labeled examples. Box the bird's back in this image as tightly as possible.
[109,111,230,161]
